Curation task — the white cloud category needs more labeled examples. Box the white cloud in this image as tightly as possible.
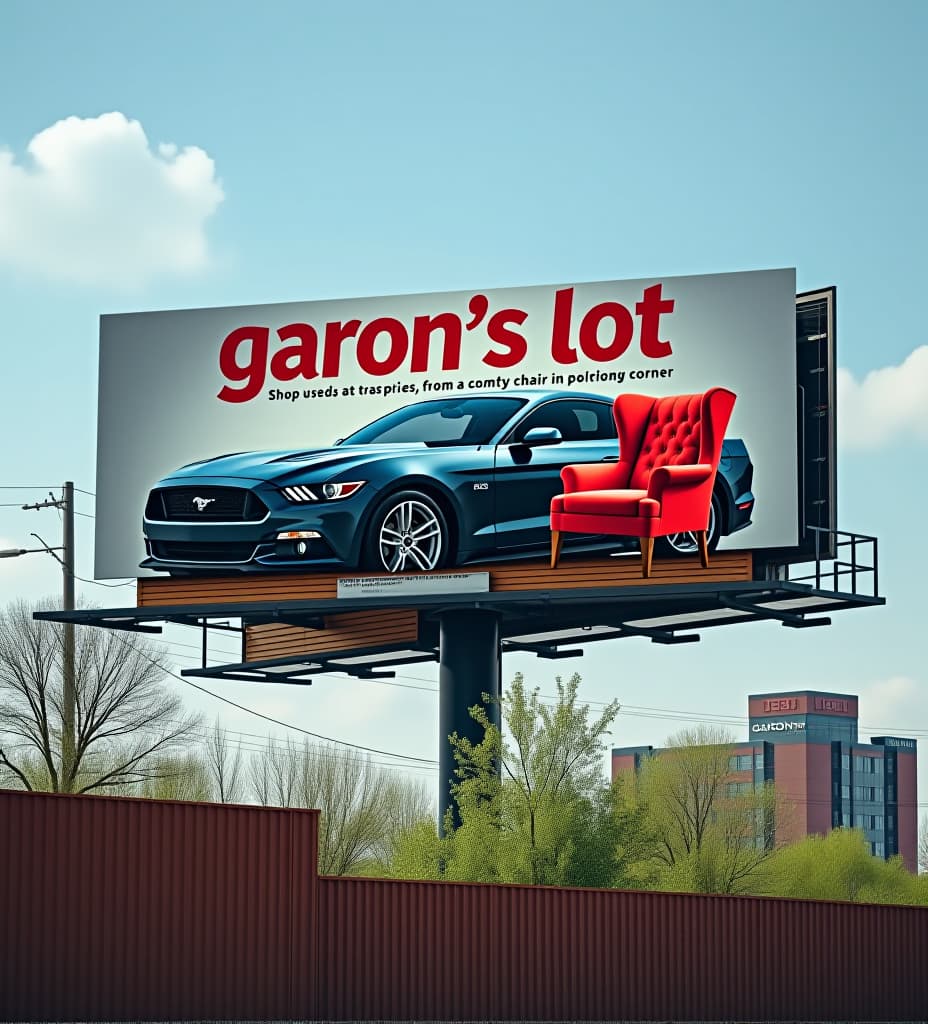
[838,346,928,449]
[0,112,224,287]
[857,675,927,735]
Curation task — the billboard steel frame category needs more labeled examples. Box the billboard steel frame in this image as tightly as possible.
[34,528,882,823]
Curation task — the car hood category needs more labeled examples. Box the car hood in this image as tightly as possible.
[162,443,436,483]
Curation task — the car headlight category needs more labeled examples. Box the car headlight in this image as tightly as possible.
[281,481,366,503]
[321,481,365,499]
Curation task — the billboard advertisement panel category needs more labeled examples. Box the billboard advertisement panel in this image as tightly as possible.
[95,268,797,580]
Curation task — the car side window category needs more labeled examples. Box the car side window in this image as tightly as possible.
[510,400,616,443]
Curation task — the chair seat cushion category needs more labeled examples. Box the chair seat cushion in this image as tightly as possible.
[551,489,660,517]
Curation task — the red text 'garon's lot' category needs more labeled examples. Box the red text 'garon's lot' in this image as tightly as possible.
[217,284,676,403]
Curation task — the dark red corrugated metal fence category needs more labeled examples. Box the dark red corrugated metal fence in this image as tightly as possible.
[0,791,318,1021]
[318,876,928,1021]
[2,789,927,1021]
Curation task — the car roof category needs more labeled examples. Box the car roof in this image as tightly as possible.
[443,388,613,403]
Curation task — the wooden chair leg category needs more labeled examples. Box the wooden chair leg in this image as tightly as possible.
[697,530,709,569]
[641,536,654,578]
[551,530,563,569]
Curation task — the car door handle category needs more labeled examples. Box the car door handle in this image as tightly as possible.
[600,456,619,462]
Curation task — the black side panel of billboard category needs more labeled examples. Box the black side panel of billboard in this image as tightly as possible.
[795,288,837,560]
[759,288,837,570]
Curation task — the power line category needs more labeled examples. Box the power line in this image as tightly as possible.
[107,630,438,766]
[156,717,438,775]
[74,574,135,588]
[164,635,928,740]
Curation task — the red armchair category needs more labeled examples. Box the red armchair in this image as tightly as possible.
[550,388,736,578]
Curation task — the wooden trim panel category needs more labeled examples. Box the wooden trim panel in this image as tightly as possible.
[137,550,753,607]
[245,610,419,661]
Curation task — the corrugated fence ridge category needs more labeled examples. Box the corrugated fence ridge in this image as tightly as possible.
[2,789,927,1022]
[0,791,318,1021]
[316,875,928,1022]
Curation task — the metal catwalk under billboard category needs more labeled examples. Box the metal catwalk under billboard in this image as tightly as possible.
[95,268,798,580]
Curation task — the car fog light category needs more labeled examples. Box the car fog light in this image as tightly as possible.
[277,530,321,540]
[296,541,308,555]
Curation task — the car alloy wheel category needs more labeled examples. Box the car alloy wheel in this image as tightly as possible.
[371,491,449,573]
[658,493,721,557]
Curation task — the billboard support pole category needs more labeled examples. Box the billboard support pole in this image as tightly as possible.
[437,609,501,831]
[61,481,76,791]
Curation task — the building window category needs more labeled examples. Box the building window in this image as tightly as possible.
[842,812,850,827]
[887,814,895,830]
[729,754,753,772]
[726,781,752,797]
[872,842,885,858]
[842,753,850,771]
[841,784,850,799]
[887,758,895,774]
[853,785,882,803]
[887,784,895,801]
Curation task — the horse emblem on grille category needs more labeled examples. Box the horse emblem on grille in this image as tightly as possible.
[192,496,216,512]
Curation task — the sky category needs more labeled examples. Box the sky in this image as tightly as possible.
[1,0,926,817]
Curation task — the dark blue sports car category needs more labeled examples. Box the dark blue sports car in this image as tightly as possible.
[141,390,754,574]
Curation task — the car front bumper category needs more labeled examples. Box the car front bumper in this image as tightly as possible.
[140,477,376,573]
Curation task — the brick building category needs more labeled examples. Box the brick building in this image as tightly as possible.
[612,690,918,871]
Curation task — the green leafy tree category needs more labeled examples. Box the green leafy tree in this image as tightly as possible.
[757,827,928,905]
[626,724,785,894]
[440,672,622,887]
[386,819,445,881]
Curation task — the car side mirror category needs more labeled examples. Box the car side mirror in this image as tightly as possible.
[520,427,563,446]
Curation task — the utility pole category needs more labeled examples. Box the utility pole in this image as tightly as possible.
[22,482,75,791]
[61,481,75,791]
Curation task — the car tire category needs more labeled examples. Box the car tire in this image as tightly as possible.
[363,489,451,573]
[656,491,723,558]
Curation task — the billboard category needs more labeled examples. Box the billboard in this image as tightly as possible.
[95,268,798,580]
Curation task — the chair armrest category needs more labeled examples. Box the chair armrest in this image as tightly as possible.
[647,463,713,500]
[560,461,629,493]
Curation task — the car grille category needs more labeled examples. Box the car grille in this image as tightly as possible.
[145,487,268,522]
[150,541,258,563]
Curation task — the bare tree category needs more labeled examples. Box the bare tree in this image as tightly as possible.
[368,774,435,872]
[0,598,200,794]
[135,753,214,802]
[249,737,432,876]
[627,724,786,894]
[205,721,246,803]
[919,814,928,874]
[249,734,297,807]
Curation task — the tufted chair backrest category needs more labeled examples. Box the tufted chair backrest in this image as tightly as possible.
[614,388,736,491]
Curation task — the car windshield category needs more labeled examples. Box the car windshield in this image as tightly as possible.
[340,396,527,447]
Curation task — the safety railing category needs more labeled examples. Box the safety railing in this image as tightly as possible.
[779,526,879,598]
